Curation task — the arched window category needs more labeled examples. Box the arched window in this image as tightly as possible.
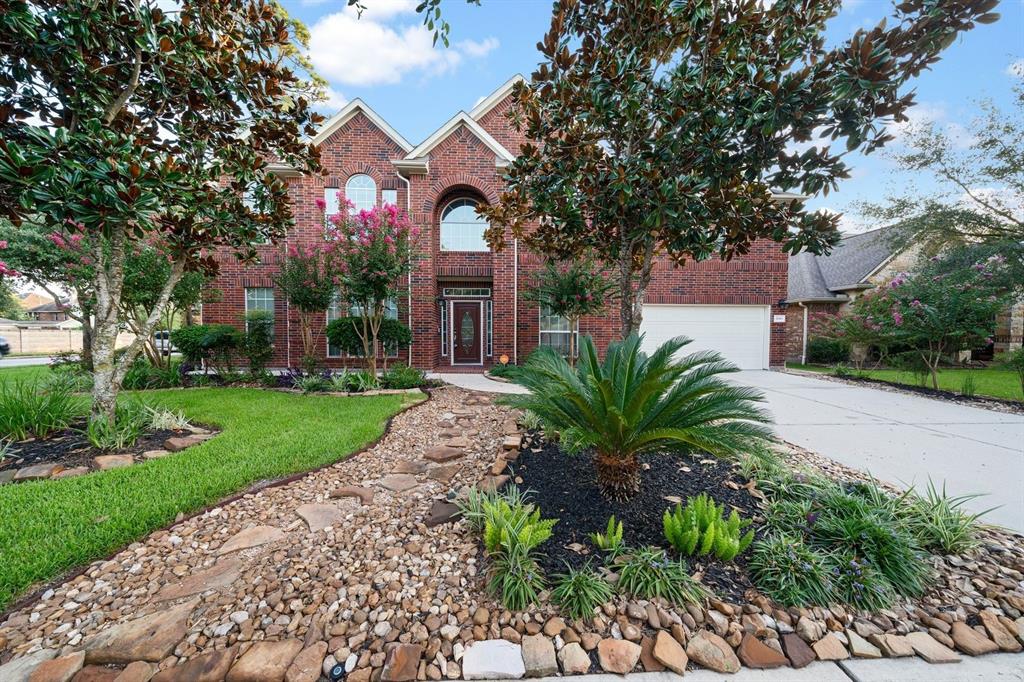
[440,198,489,252]
[345,174,376,214]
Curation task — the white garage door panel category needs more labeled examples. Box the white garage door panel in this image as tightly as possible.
[640,305,769,370]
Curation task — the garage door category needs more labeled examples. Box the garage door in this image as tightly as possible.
[639,305,770,370]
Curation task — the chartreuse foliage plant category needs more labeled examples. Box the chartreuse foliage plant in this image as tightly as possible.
[551,563,614,619]
[663,494,754,562]
[504,333,772,499]
[589,515,624,554]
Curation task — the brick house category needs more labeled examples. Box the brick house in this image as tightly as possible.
[204,76,792,372]
[784,225,1024,363]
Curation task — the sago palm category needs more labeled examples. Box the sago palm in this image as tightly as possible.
[505,333,773,499]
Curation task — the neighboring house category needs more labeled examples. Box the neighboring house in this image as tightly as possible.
[25,300,70,323]
[17,292,51,313]
[785,226,1023,363]
[205,76,792,371]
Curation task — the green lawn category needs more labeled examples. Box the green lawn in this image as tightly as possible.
[0,372,419,609]
[0,364,51,383]
[789,363,1023,402]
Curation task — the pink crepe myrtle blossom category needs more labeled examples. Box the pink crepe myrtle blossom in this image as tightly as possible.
[892,311,903,326]
[315,198,326,211]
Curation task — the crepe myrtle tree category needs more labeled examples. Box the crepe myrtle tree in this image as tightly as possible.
[524,258,615,366]
[0,1,323,422]
[325,203,419,379]
[0,220,98,369]
[836,252,1014,389]
[274,241,338,375]
[481,0,998,336]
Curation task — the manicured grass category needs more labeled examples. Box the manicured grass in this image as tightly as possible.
[0,383,420,609]
[0,364,51,384]
[789,363,1023,402]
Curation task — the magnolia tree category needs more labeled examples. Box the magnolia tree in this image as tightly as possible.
[836,253,1013,389]
[481,0,997,335]
[524,259,615,366]
[0,1,322,422]
[274,242,337,375]
[324,204,418,378]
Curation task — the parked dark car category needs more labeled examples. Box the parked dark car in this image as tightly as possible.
[0,336,9,356]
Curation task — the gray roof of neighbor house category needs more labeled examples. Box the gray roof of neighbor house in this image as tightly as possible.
[787,226,901,302]
[28,301,64,313]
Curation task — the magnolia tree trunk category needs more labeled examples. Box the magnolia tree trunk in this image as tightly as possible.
[617,243,655,338]
[90,230,185,423]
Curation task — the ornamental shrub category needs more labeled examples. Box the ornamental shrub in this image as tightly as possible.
[242,310,274,375]
[170,325,212,363]
[806,337,849,365]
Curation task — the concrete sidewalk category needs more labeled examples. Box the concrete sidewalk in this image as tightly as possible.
[474,654,1024,682]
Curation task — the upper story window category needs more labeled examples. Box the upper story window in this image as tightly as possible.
[345,174,376,214]
[440,198,489,252]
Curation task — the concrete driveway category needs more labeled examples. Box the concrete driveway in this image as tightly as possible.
[737,371,1024,532]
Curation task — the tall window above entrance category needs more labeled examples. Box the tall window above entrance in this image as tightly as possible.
[440,198,489,252]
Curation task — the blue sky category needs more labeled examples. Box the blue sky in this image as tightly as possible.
[284,0,1024,234]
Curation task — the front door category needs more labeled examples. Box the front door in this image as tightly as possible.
[452,302,482,364]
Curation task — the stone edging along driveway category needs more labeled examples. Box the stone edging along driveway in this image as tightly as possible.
[1,386,1023,682]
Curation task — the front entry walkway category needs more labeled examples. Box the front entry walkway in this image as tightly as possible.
[735,371,1024,532]
[430,372,529,394]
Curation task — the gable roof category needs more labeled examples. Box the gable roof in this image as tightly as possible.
[312,98,413,153]
[402,111,515,166]
[787,226,904,302]
[469,74,525,121]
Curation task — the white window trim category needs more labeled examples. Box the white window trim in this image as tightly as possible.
[442,287,491,298]
[244,287,275,333]
[449,299,485,366]
[538,306,579,357]
[439,198,490,253]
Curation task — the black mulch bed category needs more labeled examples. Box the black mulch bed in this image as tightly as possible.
[0,421,194,473]
[506,433,765,603]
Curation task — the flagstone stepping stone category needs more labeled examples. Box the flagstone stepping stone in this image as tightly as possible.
[331,485,374,505]
[950,621,998,655]
[978,611,1022,652]
[425,500,461,527]
[0,649,57,682]
[157,559,242,601]
[867,633,914,657]
[780,633,815,668]
[84,599,198,664]
[846,630,882,659]
[52,466,89,479]
[462,640,525,680]
[142,449,170,459]
[217,525,284,555]
[27,651,83,682]
[597,638,641,674]
[522,634,557,678]
[113,660,155,682]
[427,464,460,483]
[381,643,423,682]
[736,633,787,669]
[685,631,740,673]
[296,503,345,532]
[557,643,590,674]
[812,633,849,660]
[0,469,15,484]
[443,436,473,448]
[286,641,328,682]
[651,630,688,674]
[379,473,418,492]
[14,463,62,481]
[95,454,133,470]
[152,645,237,682]
[424,446,464,463]
[393,461,427,474]
[905,631,962,663]
[73,666,120,681]
[164,436,205,452]
[639,636,664,672]
[226,639,303,682]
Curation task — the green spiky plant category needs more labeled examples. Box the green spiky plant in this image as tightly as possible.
[589,515,624,554]
[663,493,755,562]
[504,334,773,499]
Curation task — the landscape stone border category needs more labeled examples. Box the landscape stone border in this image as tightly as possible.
[0,425,217,486]
[0,386,1022,682]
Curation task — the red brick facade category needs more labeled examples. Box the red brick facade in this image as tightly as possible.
[783,302,841,364]
[205,79,791,370]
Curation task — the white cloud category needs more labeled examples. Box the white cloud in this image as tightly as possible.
[841,0,865,12]
[886,103,977,150]
[307,4,497,87]
[457,37,500,58]
[320,86,348,112]
[1007,59,1024,78]
[820,207,871,235]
